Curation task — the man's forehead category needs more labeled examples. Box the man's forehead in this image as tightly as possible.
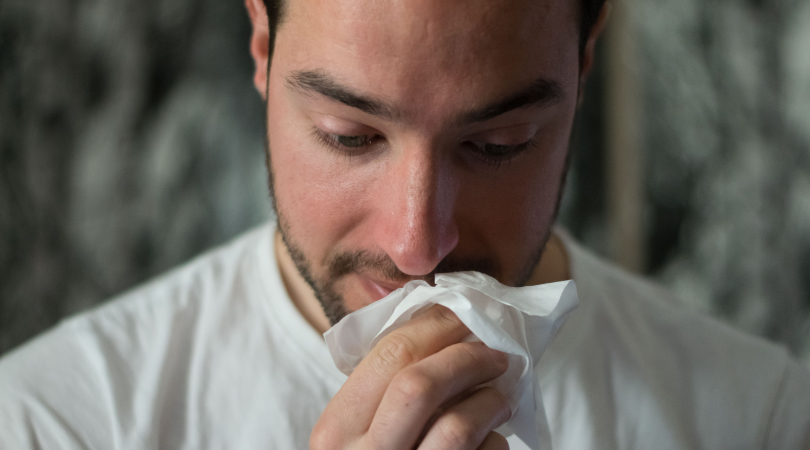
[294,0,551,24]
[274,0,580,126]
[281,0,576,60]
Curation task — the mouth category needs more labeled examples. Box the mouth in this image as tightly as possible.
[357,274,404,302]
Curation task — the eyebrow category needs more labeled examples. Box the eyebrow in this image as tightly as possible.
[285,69,564,125]
[458,78,565,124]
[286,70,398,121]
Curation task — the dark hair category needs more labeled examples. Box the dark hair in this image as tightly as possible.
[261,0,605,66]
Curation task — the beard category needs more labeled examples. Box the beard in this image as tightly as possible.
[276,216,510,326]
[264,135,571,327]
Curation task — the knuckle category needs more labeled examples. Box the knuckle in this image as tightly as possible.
[458,341,484,360]
[429,304,464,329]
[436,412,480,448]
[458,343,508,374]
[374,333,419,370]
[390,368,436,404]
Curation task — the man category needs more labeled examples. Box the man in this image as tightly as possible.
[1,0,809,448]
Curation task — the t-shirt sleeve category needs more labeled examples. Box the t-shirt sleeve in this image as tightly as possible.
[0,322,116,450]
[762,357,810,450]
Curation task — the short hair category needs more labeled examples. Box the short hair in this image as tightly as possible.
[261,0,605,68]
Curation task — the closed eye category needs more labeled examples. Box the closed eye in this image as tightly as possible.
[311,128,385,155]
[464,139,536,168]
[311,126,536,168]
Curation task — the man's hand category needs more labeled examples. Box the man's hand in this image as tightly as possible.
[311,305,511,450]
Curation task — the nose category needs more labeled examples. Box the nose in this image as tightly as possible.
[373,143,460,276]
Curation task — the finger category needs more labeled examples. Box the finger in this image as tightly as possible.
[415,384,480,445]
[417,387,511,450]
[367,343,508,449]
[477,432,510,450]
[316,305,470,441]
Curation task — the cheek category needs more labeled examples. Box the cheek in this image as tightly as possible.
[457,114,571,274]
[266,91,374,263]
[471,157,564,236]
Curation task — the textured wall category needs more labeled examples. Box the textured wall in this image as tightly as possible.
[1,0,809,366]
[560,0,810,366]
[0,0,270,353]
[637,0,810,363]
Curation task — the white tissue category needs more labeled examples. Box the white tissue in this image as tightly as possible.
[324,271,579,450]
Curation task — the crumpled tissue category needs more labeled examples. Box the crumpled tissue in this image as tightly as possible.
[324,271,579,450]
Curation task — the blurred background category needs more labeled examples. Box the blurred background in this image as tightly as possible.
[1,0,809,366]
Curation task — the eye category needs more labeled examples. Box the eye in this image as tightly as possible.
[471,142,518,156]
[334,134,373,148]
[311,127,384,155]
[464,139,535,167]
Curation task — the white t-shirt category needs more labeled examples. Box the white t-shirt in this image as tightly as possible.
[1,223,808,449]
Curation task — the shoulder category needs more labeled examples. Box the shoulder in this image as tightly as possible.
[0,318,115,448]
[0,223,277,449]
[542,230,810,448]
[560,233,794,378]
[23,222,275,371]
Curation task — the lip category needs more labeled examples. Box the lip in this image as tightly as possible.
[357,275,402,302]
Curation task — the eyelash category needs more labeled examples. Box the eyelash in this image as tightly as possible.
[310,127,536,168]
[464,139,536,168]
[310,128,383,158]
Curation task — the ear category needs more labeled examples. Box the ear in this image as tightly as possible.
[579,2,611,90]
[246,0,270,100]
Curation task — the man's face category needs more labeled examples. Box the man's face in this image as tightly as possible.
[265,0,582,323]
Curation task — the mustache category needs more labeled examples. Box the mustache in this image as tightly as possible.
[325,249,499,285]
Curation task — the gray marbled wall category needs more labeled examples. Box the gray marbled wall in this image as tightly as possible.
[1,0,808,365]
[0,0,270,352]
[637,0,810,363]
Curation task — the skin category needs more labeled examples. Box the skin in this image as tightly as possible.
[245,0,608,447]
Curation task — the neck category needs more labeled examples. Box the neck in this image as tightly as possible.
[525,231,571,286]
